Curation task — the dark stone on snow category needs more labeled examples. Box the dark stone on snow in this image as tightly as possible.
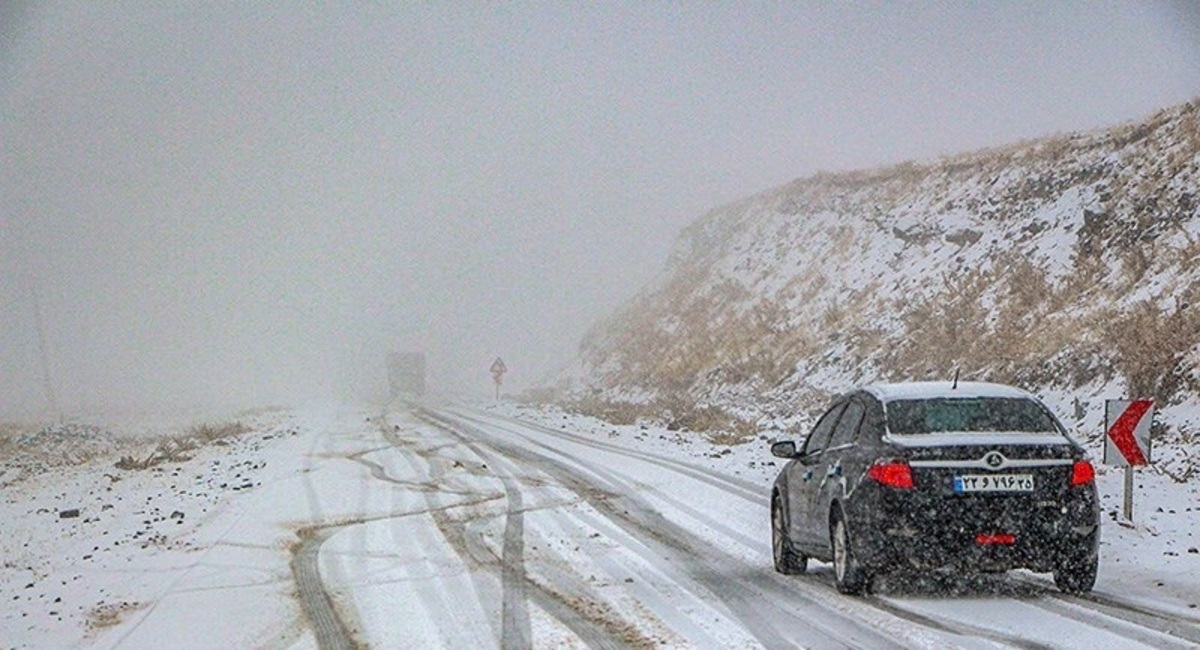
[59,509,80,519]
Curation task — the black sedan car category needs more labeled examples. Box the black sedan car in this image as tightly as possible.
[770,382,1099,595]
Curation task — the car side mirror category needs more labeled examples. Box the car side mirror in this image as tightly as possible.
[770,440,798,459]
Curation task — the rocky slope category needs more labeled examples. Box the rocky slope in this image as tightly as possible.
[557,99,1200,479]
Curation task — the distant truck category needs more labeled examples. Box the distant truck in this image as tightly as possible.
[387,352,426,398]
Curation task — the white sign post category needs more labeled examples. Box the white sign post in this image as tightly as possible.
[490,357,507,401]
[1103,399,1154,523]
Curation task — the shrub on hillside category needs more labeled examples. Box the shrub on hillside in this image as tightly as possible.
[1105,300,1200,403]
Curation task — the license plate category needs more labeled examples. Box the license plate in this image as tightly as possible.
[954,474,1034,493]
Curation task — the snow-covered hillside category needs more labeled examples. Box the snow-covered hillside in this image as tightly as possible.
[562,100,1200,479]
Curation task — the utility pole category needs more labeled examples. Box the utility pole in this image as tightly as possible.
[29,284,59,419]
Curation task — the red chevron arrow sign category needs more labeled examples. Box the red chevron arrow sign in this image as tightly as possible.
[1103,399,1154,467]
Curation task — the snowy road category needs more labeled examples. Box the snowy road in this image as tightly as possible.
[297,404,1200,649]
[7,402,1197,649]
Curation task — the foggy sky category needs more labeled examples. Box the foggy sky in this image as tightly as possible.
[3,2,1200,418]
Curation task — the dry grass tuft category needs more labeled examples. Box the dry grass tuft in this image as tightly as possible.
[115,420,251,471]
[189,421,251,443]
[115,436,196,470]
[562,393,755,439]
[1103,299,1200,403]
[0,422,29,458]
[86,601,146,633]
[704,427,758,446]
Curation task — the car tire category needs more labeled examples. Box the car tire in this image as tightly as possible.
[831,513,870,595]
[772,494,807,575]
[1053,551,1097,594]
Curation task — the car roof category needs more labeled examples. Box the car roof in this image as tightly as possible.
[860,381,1037,403]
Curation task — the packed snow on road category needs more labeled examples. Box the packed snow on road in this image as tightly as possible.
[2,400,1198,649]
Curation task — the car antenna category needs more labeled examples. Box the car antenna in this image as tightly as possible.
[952,367,960,389]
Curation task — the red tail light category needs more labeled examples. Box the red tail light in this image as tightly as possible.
[867,460,914,489]
[1071,460,1095,486]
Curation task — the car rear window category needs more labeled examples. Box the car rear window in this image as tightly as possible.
[886,397,1058,435]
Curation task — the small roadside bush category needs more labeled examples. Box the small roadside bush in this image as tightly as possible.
[115,420,250,471]
[189,421,250,443]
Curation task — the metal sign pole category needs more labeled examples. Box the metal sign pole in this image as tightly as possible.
[1124,465,1133,522]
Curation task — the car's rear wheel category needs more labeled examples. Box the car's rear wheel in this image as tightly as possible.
[1053,551,1097,594]
[772,494,807,575]
[831,513,870,595]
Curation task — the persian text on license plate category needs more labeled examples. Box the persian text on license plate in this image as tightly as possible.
[954,474,1034,493]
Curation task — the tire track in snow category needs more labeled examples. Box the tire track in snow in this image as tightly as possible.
[415,429,717,648]
[455,410,768,551]
[290,413,508,650]
[381,421,507,644]
[449,407,1200,650]
[424,415,653,649]
[401,421,533,649]
[449,462,654,649]
[1008,574,1200,647]
[864,594,1055,650]
[291,411,361,650]
[422,408,910,649]
[487,448,533,650]
[289,410,414,650]
[291,526,360,650]
[386,418,646,649]
[867,575,1194,650]
[290,495,508,650]
[290,498,505,650]
[346,447,480,496]
[468,410,762,502]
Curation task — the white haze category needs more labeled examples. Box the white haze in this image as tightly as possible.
[2,2,1199,419]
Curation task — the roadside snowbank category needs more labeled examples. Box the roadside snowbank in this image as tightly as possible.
[0,410,306,649]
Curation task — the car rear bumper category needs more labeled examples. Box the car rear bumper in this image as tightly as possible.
[849,487,1099,573]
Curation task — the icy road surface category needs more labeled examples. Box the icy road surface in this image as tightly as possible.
[4,402,1199,649]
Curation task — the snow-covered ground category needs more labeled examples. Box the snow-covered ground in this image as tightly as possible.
[3,400,1198,649]
[2,410,312,649]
